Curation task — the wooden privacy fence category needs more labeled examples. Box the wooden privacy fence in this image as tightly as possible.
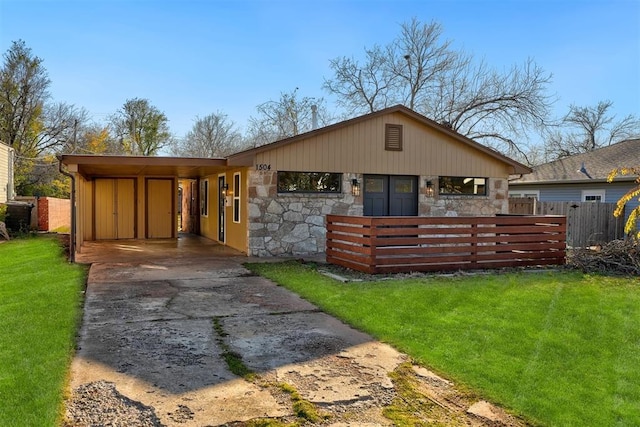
[326,215,567,274]
[509,199,624,247]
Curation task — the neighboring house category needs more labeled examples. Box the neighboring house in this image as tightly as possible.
[0,141,15,204]
[61,105,530,258]
[509,138,640,224]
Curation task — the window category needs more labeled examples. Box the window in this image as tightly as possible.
[200,179,209,216]
[509,190,539,199]
[277,172,342,193]
[233,172,241,223]
[385,124,403,151]
[439,176,487,196]
[582,189,605,202]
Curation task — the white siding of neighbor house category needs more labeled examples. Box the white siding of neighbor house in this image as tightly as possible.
[0,143,13,203]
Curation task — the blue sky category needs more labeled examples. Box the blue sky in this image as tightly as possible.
[1,0,639,141]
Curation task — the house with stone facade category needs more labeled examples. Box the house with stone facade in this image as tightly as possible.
[60,105,530,259]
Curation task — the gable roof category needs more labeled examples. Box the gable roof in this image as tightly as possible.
[511,138,640,184]
[227,105,531,174]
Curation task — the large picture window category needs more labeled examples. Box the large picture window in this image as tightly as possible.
[439,176,487,196]
[277,172,342,193]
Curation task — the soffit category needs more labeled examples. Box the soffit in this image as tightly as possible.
[60,155,228,179]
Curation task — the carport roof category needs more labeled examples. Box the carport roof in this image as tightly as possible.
[60,154,228,179]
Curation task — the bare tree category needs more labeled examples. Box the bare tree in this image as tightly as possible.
[323,45,394,115]
[390,19,457,110]
[245,88,333,147]
[545,101,640,159]
[172,112,242,157]
[323,18,554,158]
[110,98,171,156]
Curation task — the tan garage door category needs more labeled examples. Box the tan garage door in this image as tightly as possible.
[146,178,174,238]
[94,178,135,239]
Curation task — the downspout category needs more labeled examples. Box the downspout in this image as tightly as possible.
[58,157,75,262]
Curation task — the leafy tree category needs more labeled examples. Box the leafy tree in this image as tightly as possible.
[80,125,115,154]
[323,18,553,159]
[110,98,171,156]
[171,112,242,157]
[0,41,92,194]
[608,167,640,239]
[545,101,640,159]
[0,40,50,153]
[245,88,332,147]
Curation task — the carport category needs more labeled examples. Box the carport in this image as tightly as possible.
[59,155,227,261]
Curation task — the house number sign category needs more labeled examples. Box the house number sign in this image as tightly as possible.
[255,164,272,171]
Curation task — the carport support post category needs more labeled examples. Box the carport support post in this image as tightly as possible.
[58,157,75,262]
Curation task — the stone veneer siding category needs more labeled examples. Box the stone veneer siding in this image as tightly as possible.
[247,171,509,257]
[419,176,509,217]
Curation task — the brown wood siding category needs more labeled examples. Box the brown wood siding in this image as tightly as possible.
[255,112,510,177]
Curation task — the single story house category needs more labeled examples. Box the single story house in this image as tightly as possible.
[0,141,14,203]
[61,105,531,259]
[509,138,640,225]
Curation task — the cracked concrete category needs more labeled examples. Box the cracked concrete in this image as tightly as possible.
[66,236,525,426]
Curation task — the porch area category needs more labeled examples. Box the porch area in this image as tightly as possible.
[326,215,567,274]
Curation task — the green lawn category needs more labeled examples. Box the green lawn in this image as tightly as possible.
[246,262,640,426]
[0,237,86,426]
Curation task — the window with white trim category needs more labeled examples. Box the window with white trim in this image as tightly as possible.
[509,190,539,199]
[233,172,241,223]
[200,179,209,216]
[582,189,605,202]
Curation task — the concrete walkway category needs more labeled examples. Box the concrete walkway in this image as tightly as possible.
[67,236,407,426]
[66,235,521,426]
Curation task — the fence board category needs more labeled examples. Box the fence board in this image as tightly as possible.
[326,214,566,274]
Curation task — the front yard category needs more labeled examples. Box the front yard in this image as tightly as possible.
[0,237,86,425]
[246,261,640,426]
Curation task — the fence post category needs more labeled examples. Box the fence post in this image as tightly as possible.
[368,217,377,274]
[470,221,478,269]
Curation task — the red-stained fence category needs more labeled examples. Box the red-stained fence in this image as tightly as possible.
[326,215,567,274]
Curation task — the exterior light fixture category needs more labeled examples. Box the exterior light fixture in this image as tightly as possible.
[351,178,361,196]
[425,180,434,197]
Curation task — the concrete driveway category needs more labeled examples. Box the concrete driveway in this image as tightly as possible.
[65,235,520,426]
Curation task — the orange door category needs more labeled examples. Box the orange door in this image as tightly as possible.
[146,178,174,238]
[94,178,135,239]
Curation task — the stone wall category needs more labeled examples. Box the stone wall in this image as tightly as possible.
[247,171,361,256]
[419,177,509,217]
[247,172,509,257]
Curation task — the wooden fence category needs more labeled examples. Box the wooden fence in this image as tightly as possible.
[509,199,624,247]
[326,215,567,274]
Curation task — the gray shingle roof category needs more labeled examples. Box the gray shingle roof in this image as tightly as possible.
[511,138,640,183]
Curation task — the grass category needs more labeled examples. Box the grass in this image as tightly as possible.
[0,236,87,426]
[212,317,256,380]
[246,261,640,426]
